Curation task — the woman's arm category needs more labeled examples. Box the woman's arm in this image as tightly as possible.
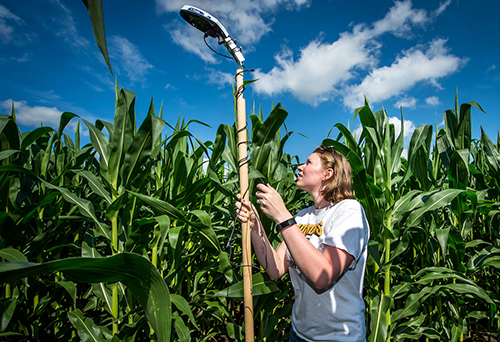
[254,183,354,290]
[236,195,288,280]
[280,226,354,289]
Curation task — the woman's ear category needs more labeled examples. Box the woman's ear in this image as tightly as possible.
[324,168,334,181]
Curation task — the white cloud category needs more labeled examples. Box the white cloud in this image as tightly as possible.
[253,33,375,105]
[388,116,416,138]
[433,0,452,17]
[0,99,93,135]
[168,22,219,64]
[109,36,154,84]
[1,99,63,128]
[352,116,415,142]
[53,0,89,49]
[486,65,497,73]
[342,39,465,109]
[425,96,440,106]
[251,0,463,108]
[206,68,234,88]
[371,0,428,38]
[0,5,23,44]
[394,96,417,109]
[0,6,21,22]
[158,0,310,61]
[11,52,30,62]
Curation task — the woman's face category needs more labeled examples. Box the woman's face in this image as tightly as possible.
[296,152,327,193]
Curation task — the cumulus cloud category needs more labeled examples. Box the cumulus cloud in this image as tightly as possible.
[370,0,428,38]
[388,116,416,138]
[252,0,465,108]
[394,96,417,109]
[344,39,465,108]
[1,99,63,128]
[109,36,154,84]
[253,34,375,105]
[0,5,23,44]
[1,100,93,137]
[352,115,415,143]
[158,0,310,62]
[426,96,440,106]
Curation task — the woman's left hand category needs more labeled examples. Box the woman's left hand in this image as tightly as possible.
[255,183,292,224]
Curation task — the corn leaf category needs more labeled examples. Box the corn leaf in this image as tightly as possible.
[81,0,112,75]
[214,273,278,298]
[0,253,171,342]
[68,309,106,342]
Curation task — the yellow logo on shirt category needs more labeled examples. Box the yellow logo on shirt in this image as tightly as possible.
[298,221,323,237]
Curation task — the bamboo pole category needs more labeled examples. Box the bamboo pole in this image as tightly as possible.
[236,68,254,340]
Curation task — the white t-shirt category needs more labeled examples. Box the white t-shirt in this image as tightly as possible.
[287,199,369,342]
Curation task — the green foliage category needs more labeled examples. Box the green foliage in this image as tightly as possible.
[326,98,499,342]
[0,253,171,341]
[0,80,297,341]
[1,81,498,342]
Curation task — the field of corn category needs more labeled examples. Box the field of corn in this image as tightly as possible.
[1,1,499,341]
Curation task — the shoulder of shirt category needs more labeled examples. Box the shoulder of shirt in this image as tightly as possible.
[332,199,363,211]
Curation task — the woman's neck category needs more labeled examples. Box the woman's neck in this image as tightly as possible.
[312,193,332,209]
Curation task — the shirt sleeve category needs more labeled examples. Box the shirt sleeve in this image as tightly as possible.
[322,200,369,268]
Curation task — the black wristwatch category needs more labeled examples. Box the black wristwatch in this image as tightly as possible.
[276,218,296,233]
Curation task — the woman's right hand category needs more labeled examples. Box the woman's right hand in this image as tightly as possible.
[235,194,259,228]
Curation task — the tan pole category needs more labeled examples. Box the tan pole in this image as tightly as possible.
[236,68,254,340]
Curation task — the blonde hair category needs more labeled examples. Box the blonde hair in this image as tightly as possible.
[313,145,353,204]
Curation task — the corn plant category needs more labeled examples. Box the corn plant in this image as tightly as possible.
[0,87,176,341]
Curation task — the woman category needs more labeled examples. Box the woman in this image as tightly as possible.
[236,145,370,342]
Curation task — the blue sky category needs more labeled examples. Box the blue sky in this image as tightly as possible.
[1,0,499,162]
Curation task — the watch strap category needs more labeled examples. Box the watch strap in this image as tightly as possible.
[276,218,296,233]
